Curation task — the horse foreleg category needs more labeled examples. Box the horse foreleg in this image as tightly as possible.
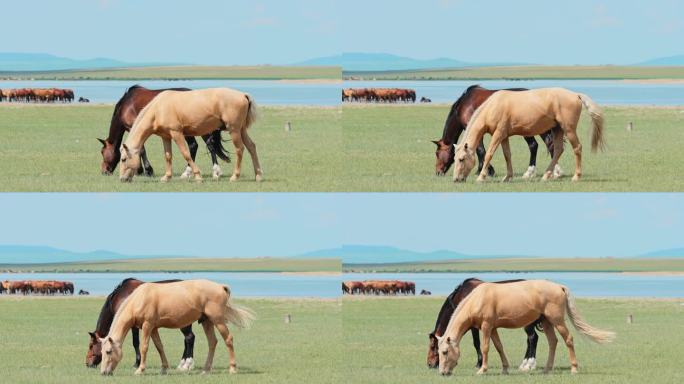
[135,323,152,375]
[131,327,141,368]
[228,130,245,182]
[161,138,173,183]
[500,138,513,182]
[215,322,238,374]
[201,321,218,373]
[477,324,492,374]
[241,130,263,182]
[543,129,563,177]
[490,329,510,375]
[520,323,539,371]
[522,136,538,179]
[139,145,154,177]
[541,318,557,374]
[173,133,202,182]
[150,329,170,374]
[475,141,495,177]
[180,136,199,179]
[178,325,195,371]
[477,131,504,183]
[471,328,483,368]
[542,129,565,181]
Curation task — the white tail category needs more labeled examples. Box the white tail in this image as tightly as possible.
[564,287,615,344]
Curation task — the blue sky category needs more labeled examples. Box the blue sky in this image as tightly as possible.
[3,1,682,65]
[0,193,681,258]
[1,0,338,65]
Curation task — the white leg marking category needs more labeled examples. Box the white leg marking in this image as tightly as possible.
[180,166,192,179]
[522,165,536,179]
[212,164,222,179]
[519,358,529,371]
[527,357,537,371]
[553,164,563,178]
[177,358,186,370]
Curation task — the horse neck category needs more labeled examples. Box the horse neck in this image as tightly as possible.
[125,120,151,153]
[433,291,458,336]
[443,301,473,347]
[440,106,466,145]
[108,300,134,343]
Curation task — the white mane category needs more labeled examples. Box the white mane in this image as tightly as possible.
[458,96,495,146]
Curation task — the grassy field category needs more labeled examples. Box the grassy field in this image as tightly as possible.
[0,297,342,383]
[0,257,340,273]
[344,296,684,383]
[344,65,684,80]
[1,65,341,80]
[343,104,684,192]
[0,105,342,192]
[344,258,684,273]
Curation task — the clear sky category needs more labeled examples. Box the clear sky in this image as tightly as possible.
[4,1,683,65]
[0,193,681,258]
[340,0,684,65]
[2,0,338,65]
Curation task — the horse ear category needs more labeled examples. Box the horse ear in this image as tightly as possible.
[122,144,129,151]
[97,138,106,146]
[431,140,440,147]
[89,331,96,338]
[435,334,443,343]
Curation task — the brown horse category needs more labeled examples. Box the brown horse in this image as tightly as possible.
[437,280,614,376]
[98,85,230,177]
[432,85,559,178]
[86,278,197,371]
[99,279,253,376]
[427,278,542,371]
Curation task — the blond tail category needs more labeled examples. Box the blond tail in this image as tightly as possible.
[577,93,605,153]
[225,302,256,329]
[563,287,615,344]
[244,94,258,130]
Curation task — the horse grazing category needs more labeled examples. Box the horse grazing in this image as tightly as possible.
[453,88,605,183]
[427,278,542,371]
[437,280,615,376]
[99,279,254,376]
[433,85,559,179]
[98,85,230,178]
[86,278,197,371]
[119,88,261,183]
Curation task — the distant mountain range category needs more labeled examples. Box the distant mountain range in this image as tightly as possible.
[299,52,525,72]
[1,244,683,266]
[636,55,684,66]
[0,52,182,72]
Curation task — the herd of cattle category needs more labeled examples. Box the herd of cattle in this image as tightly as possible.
[343,88,418,103]
[343,280,416,295]
[0,88,75,103]
[0,280,75,295]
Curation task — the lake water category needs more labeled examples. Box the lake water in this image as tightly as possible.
[0,79,339,106]
[345,80,684,106]
[0,272,340,298]
[344,272,684,298]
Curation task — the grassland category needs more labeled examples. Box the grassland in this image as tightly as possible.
[343,105,684,191]
[344,65,684,80]
[0,105,342,192]
[0,257,340,273]
[343,258,684,273]
[0,297,341,383]
[1,65,341,80]
[344,296,684,383]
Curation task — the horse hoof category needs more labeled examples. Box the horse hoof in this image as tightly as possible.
[194,176,203,183]
[522,166,536,179]
[501,176,512,183]
[502,368,509,375]
[180,166,192,179]
[229,366,238,374]
[571,367,578,374]
[476,368,486,375]
[554,164,564,178]
[572,175,581,182]
[527,358,537,370]
[160,368,168,375]
[212,164,222,179]
[541,172,552,181]
[255,174,263,182]
[230,174,239,182]
[476,176,486,183]
[134,368,144,375]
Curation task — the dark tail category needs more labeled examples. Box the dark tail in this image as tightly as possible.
[207,130,231,163]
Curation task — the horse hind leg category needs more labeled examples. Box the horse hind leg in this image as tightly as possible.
[201,321,218,374]
[177,325,195,371]
[520,323,539,371]
[564,129,583,182]
[228,130,245,182]
[241,130,263,182]
[215,322,238,374]
[554,321,578,374]
[541,318,558,374]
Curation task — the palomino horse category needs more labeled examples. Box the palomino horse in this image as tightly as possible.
[86,278,197,371]
[432,85,559,178]
[453,87,605,183]
[99,279,254,376]
[427,278,542,371]
[98,85,230,178]
[437,280,615,376]
[119,88,262,183]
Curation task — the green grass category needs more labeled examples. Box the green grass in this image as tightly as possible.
[0,297,342,383]
[0,105,342,192]
[344,65,684,80]
[343,104,684,191]
[344,296,684,383]
[0,257,341,273]
[344,258,684,273]
[1,65,341,80]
